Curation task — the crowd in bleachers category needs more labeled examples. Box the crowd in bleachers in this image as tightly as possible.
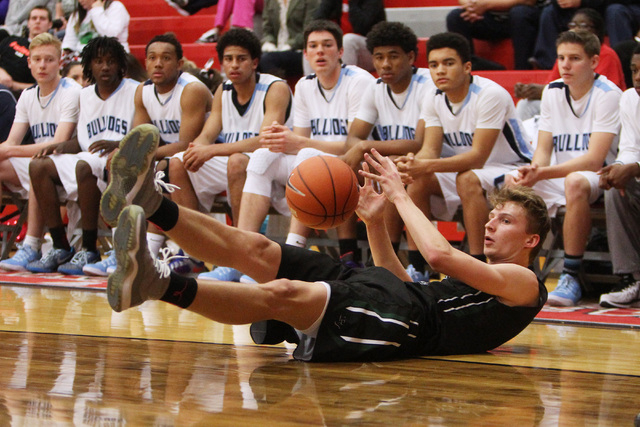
[0,0,639,315]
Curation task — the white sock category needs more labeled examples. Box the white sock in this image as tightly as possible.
[146,233,166,258]
[23,235,42,251]
[285,233,307,248]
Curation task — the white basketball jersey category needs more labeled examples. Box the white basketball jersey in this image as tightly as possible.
[77,78,138,152]
[422,75,533,165]
[13,77,81,144]
[616,87,640,165]
[293,64,374,142]
[539,74,621,165]
[141,72,207,144]
[220,73,292,143]
[357,67,434,141]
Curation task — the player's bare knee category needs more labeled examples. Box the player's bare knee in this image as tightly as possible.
[564,173,590,201]
[75,160,92,181]
[29,157,51,180]
[227,153,249,181]
[456,171,482,200]
[168,157,187,183]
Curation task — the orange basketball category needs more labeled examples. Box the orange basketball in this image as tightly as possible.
[286,156,360,230]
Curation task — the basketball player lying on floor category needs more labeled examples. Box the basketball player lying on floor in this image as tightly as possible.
[103,124,551,362]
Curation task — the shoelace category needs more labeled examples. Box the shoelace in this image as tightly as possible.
[555,277,574,293]
[12,244,33,261]
[70,251,94,265]
[154,247,186,279]
[153,171,180,194]
[40,248,65,264]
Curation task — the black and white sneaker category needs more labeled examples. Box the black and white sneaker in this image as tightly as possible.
[599,275,640,308]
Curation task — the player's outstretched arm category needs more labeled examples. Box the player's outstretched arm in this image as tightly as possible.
[356,162,410,281]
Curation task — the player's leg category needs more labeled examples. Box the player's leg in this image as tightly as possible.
[168,155,199,211]
[226,152,249,226]
[109,204,327,332]
[548,172,594,306]
[456,170,489,259]
[58,159,102,275]
[27,157,75,272]
[0,162,44,271]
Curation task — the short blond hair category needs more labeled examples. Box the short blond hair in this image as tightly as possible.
[29,32,61,58]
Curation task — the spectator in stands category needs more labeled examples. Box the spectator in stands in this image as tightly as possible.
[204,19,373,281]
[124,53,147,82]
[0,33,81,272]
[61,60,87,86]
[598,43,640,309]
[506,31,622,307]
[0,6,53,92]
[101,33,213,276]
[446,0,546,70]
[342,21,434,281]
[166,28,291,270]
[528,0,605,70]
[258,0,319,80]
[61,0,130,57]
[24,36,138,275]
[605,2,640,48]
[514,8,625,120]
[0,0,56,37]
[313,0,385,73]
[196,0,264,44]
[395,32,533,267]
[164,0,217,17]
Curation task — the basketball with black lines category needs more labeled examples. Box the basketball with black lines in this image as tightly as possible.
[285,156,359,230]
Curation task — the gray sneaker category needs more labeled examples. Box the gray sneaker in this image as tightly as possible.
[101,124,162,227]
[108,205,170,312]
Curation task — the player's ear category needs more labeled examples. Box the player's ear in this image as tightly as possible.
[524,234,540,249]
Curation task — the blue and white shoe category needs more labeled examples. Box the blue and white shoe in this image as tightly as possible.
[83,250,117,276]
[547,273,582,306]
[58,250,101,275]
[169,250,208,275]
[0,244,41,272]
[406,264,428,283]
[198,266,242,281]
[26,247,75,273]
[240,274,257,284]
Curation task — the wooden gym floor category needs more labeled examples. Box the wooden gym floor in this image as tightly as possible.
[0,281,638,426]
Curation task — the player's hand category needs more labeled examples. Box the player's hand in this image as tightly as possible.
[260,122,301,154]
[360,149,407,203]
[512,163,539,187]
[355,162,387,226]
[33,144,59,158]
[395,153,431,181]
[341,144,365,171]
[598,163,639,195]
[88,140,119,156]
[503,173,519,188]
[183,142,214,172]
